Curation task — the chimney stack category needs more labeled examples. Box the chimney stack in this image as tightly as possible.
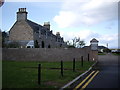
[56,32,60,37]
[43,22,50,30]
[17,8,28,21]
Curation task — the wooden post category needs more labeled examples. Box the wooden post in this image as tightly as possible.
[81,56,83,67]
[73,58,75,72]
[61,61,63,77]
[38,64,41,85]
[88,54,89,61]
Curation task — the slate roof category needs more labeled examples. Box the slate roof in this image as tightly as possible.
[26,19,57,37]
[84,46,108,49]
[90,38,99,42]
[27,19,44,32]
[98,46,108,49]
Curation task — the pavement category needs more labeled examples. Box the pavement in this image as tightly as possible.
[71,53,119,89]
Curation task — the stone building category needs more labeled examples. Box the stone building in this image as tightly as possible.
[9,8,66,48]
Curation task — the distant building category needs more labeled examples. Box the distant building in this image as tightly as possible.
[84,38,99,51]
[9,8,67,48]
[90,38,99,50]
[98,46,108,52]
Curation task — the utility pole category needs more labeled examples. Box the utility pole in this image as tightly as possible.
[107,43,108,48]
[107,43,108,53]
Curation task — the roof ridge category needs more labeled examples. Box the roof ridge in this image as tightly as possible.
[27,19,42,26]
[26,19,44,32]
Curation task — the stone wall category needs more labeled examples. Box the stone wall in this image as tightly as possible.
[2,47,98,61]
[9,21,33,41]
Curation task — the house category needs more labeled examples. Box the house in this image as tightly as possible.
[9,8,67,48]
[98,46,109,52]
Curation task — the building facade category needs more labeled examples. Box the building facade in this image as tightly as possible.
[9,8,67,48]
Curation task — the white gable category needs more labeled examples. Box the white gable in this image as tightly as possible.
[26,40,34,48]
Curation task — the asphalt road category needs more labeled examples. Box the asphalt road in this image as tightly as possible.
[72,53,119,89]
[86,53,119,89]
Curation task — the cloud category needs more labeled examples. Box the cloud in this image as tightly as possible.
[53,0,118,28]
[53,11,76,28]
[60,30,98,44]
[105,22,116,29]
[98,34,118,48]
[61,30,118,48]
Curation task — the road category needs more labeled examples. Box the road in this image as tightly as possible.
[72,53,119,89]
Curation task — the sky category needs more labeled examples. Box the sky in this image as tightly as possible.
[0,0,119,49]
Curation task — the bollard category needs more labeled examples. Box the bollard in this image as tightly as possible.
[81,56,83,67]
[61,60,63,77]
[73,58,75,72]
[38,64,41,85]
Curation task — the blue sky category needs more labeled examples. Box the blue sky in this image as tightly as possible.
[0,0,119,48]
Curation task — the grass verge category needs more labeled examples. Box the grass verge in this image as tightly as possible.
[112,53,120,56]
[3,60,94,88]
[98,53,106,55]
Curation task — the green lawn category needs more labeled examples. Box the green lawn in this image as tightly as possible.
[2,60,94,88]
[112,53,120,56]
[98,53,106,55]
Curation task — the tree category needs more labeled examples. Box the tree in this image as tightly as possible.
[34,40,39,48]
[103,48,111,53]
[66,40,75,48]
[78,40,85,48]
[72,37,80,47]
[7,41,20,48]
[2,31,8,48]
[67,37,86,48]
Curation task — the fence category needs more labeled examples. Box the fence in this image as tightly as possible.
[37,57,91,85]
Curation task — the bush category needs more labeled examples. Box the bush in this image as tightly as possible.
[34,40,39,48]
[68,45,75,48]
[103,48,111,53]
